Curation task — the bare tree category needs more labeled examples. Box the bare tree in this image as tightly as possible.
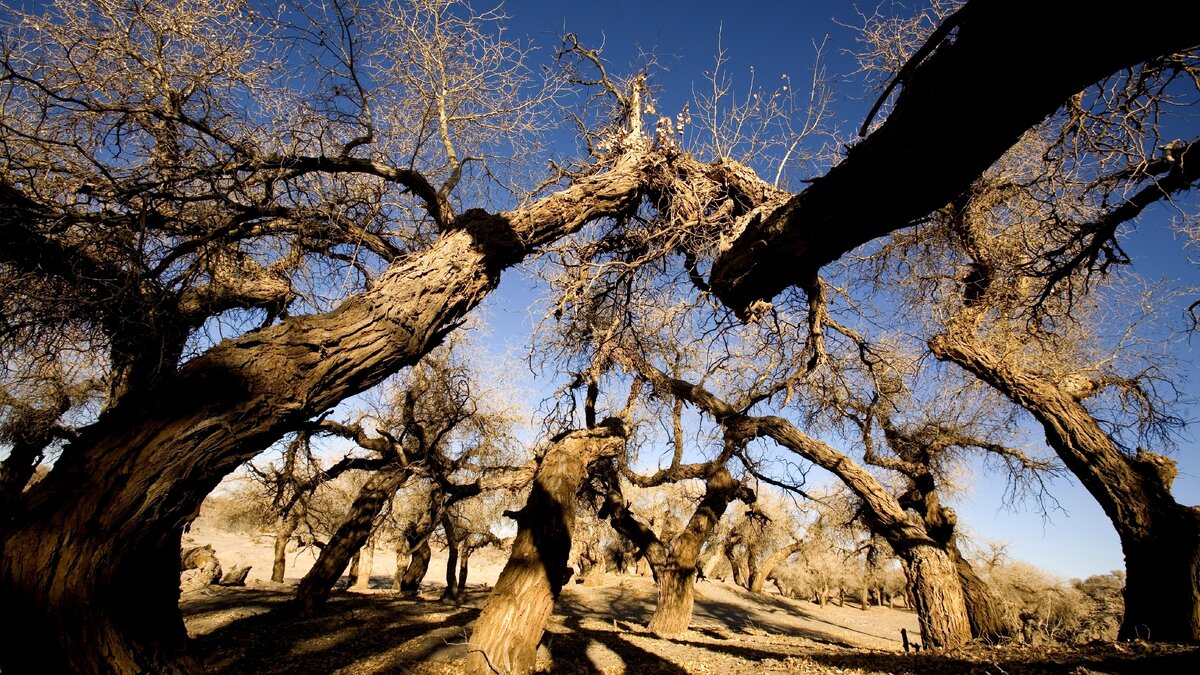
[921,154,1200,640]
[0,0,1195,670]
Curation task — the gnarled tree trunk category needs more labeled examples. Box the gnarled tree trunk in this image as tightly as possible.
[646,470,751,635]
[952,544,1016,642]
[933,328,1200,641]
[900,544,973,650]
[0,143,653,674]
[465,422,625,675]
[397,503,439,596]
[748,542,803,595]
[296,465,409,611]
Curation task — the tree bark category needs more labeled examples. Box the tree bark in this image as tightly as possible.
[400,539,432,597]
[352,540,374,591]
[0,146,652,674]
[396,504,439,596]
[952,544,1016,642]
[932,328,1200,641]
[440,511,461,603]
[271,513,301,583]
[347,551,361,588]
[457,552,470,594]
[707,0,1200,315]
[465,423,624,675]
[725,537,749,590]
[626,356,974,648]
[296,465,408,610]
[748,541,803,595]
[900,544,973,650]
[646,469,750,635]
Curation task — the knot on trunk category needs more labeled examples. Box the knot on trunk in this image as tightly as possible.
[451,208,525,271]
[1131,449,1178,491]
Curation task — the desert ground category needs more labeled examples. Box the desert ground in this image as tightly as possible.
[180,522,1200,674]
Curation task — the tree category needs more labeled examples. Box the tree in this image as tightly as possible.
[924,160,1200,640]
[599,460,754,635]
[465,419,627,675]
[1,0,1196,670]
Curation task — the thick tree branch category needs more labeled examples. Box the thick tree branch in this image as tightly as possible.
[709,0,1200,316]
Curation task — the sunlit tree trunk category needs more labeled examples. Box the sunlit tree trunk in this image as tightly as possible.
[900,544,973,649]
[271,512,301,583]
[748,542,803,595]
[465,423,624,675]
[646,470,749,635]
[352,539,375,591]
[933,328,1200,641]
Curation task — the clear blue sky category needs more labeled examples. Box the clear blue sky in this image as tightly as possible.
[471,1,1200,581]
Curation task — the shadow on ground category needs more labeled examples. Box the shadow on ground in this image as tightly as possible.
[184,584,1200,674]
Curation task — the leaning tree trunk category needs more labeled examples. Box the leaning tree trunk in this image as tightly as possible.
[296,465,408,611]
[725,539,749,590]
[397,506,438,597]
[748,542,803,595]
[951,544,1016,641]
[932,328,1200,642]
[0,144,654,674]
[465,423,625,675]
[898,543,974,650]
[399,540,432,596]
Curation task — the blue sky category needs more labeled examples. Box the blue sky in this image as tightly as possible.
[469,1,1200,580]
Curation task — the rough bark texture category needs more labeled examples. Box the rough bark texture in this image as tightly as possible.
[0,147,650,674]
[400,540,432,597]
[953,544,1015,642]
[648,470,750,635]
[271,514,299,583]
[352,542,374,591]
[628,357,972,648]
[708,0,1200,315]
[296,465,409,611]
[901,544,973,650]
[2,3,1195,668]
[932,328,1200,642]
[465,422,625,675]
[440,511,461,603]
[397,504,439,596]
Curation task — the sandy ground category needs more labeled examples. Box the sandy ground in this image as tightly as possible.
[184,519,510,590]
[180,525,1200,674]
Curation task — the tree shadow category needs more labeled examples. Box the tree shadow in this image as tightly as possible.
[540,616,690,674]
[190,589,480,673]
